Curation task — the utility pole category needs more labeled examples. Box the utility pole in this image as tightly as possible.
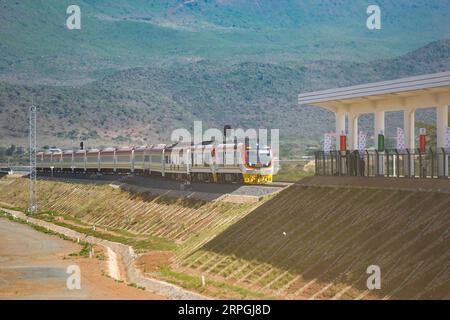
[29,104,37,214]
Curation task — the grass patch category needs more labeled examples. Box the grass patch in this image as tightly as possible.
[127,282,146,290]
[0,202,26,213]
[68,242,92,257]
[274,163,313,182]
[34,211,177,253]
[158,265,272,299]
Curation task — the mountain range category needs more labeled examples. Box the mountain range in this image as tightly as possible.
[0,1,449,156]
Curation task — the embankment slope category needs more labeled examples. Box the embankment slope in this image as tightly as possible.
[1,175,448,299]
[0,177,257,245]
[182,178,450,299]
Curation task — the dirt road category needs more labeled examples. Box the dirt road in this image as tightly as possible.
[0,218,163,299]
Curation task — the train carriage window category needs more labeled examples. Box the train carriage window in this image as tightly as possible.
[102,155,114,162]
[217,149,224,166]
[204,151,211,166]
[117,155,130,162]
[150,155,160,163]
[225,150,235,165]
[144,155,150,162]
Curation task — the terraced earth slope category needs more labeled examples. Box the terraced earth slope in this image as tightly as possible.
[0,177,258,246]
[1,175,448,299]
[180,180,450,299]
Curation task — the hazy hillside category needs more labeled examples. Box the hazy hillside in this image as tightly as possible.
[1,0,449,84]
[0,1,449,155]
[1,40,449,152]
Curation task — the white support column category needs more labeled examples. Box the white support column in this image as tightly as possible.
[374,110,385,175]
[404,109,415,177]
[404,109,415,150]
[374,110,385,140]
[348,113,359,150]
[436,105,449,177]
[335,108,346,150]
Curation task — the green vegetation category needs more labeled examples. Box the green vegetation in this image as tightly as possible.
[112,135,131,143]
[158,265,271,299]
[2,40,449,156]
[0,145,28,165]
[68,242,92,257]
[35,211,177,253]
[274,162,314,182]
[1,0,449,83]
[127,282,146,290]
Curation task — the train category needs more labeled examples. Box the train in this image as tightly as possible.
[36,139,276,184]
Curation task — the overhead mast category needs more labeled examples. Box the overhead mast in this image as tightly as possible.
[28,104,37,214]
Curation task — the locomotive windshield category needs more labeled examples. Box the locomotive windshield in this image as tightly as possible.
[245,141,272,168]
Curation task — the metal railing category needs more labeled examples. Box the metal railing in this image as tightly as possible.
[314,148,449,178]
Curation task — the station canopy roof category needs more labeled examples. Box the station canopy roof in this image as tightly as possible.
[298,71,450,111]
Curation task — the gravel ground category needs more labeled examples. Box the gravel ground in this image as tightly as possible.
[1,208,206,300]
[0,217,163,299]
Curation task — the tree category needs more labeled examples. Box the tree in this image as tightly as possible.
[5,144,16,156]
